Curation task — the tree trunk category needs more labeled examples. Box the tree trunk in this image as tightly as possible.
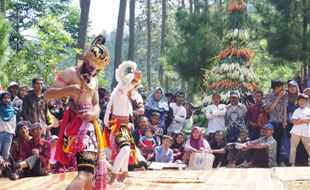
[204,0,209,12]
[165,75,169,92]
[181,80,186,92]
[0,0,5,17]
[302,0,308,81]
[189,0,193,13]
[112,0,128,88]
[187,81,194,102]
[147,0,151,91]
[76,0,91,63]
[128,0,135,61]
[181,0,185,7]
[158,0,166,86]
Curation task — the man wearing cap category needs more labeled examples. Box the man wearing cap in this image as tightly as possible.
[9,123,51,180]
[10,121,32,163]
[289,93,310,166]
[7,82,23,122]
[239,123,277,168]
[264,78,288,163]
[44,35,109,190]
[226,90,247,142]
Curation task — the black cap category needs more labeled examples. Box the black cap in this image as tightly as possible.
[16,121,30,131]
[30,123,43,130]
[297,93,308,100]
[229,90,240,98]
[288,80,298,87]
[175,91,185,97]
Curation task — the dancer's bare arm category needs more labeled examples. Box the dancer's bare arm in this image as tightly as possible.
[44,68,85,100]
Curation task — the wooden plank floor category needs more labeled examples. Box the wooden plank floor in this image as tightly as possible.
[1,167,309,190]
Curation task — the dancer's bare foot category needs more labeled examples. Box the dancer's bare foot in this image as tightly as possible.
[117,171,128,182]
[108,172,117,185]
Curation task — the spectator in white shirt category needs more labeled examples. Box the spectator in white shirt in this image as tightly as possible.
[289,93,310,166]
[204,93,226,142]
[167,92,187,137]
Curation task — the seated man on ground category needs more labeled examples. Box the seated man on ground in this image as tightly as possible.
[9,123,51,180]
[226,129,250,167]
[238,123,277,168]
[10,121,32,163]
[209,130,228,168]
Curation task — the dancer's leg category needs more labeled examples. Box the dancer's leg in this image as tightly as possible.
[109,146,130,184]
[66,171,93,190]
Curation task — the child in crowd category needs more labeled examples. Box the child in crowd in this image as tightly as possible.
[171,132,185,163]
[154,135,174,163]
[289,94,310,166]
[139,128,156,161]
[183,127,211,164]
[149,112,163,145]
[49,135,76,173]
[209,130,227,168]
[227,129,250,167]
[49,135,59,172]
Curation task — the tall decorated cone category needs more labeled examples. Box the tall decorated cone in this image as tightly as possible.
[204,0,259,99]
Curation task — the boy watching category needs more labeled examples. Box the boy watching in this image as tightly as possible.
[289,93,310,166]
[155,135,174,163]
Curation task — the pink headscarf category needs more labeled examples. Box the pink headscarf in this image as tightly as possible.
[190,127,203,150]
[49,135,58,165]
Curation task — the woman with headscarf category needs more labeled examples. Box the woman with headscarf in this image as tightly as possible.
[145,87,169,130]
[0,91,17,161]
[182,127,211,164]
[171,132,185,162]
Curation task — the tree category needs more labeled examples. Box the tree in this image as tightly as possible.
[76,0,91,62]
[0,0,5,16]
[0,15,10,87]
[111,0,128,88]
[146,0,151,90]
[254,0,310,80]
[167,4,220,98]
[4,15,76,85]
[128,0,135,61]
[6,0,76,52]
[158,0,166,86]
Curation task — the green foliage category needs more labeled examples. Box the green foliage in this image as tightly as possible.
[254,0,310,63]
[0,16,11,87]
[4,15,77,85]
[167,5,222,92]
[253,39,302,91]
[6,0,78,51]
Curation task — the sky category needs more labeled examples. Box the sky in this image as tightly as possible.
[72,0,129,35]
